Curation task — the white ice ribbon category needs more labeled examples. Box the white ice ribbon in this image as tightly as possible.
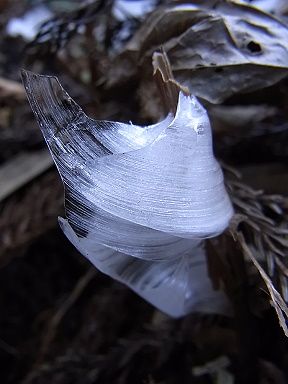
[22,70,233,317]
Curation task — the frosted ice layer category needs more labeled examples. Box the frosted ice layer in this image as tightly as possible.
[22,70,234,317]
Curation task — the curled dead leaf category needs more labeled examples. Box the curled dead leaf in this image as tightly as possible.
[126,0,288,102]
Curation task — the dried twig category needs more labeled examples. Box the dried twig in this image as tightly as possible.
[224,165,288,336]
[38,267,96,361]
[152,50,189,114]
[23,267,97,384]
[238,232,288,337]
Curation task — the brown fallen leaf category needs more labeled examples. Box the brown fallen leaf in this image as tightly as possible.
[126,0,288,102]
[238,0,288,17]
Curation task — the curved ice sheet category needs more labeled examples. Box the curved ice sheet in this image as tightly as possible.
[22,70,233,317]
[60,218,230,317]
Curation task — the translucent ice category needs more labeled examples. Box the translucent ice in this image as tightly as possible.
[22,70,234,317]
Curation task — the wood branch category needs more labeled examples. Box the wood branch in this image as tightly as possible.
[0,149,54,202]
[0,77,26,100]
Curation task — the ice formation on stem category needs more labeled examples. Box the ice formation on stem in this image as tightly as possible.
[22,70,234,317]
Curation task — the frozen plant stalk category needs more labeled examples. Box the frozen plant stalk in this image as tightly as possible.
[22,70,234,317]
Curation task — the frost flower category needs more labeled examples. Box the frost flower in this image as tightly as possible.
[22,70,233,317]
